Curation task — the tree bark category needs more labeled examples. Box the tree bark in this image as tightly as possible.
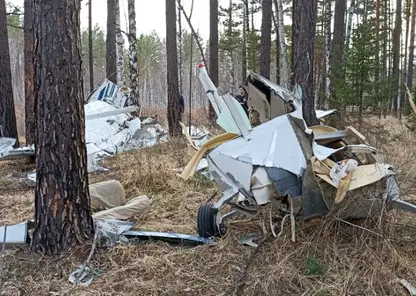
[106,0,117,83]
[31,0,93,254]
[0,0,19,145]
[177,0,183,94]
[375,0,381,117]
[292,0,319,126]
[24,0,35,145]
[329,0,346,110]
[128,0,140,114]
[115,0,124,86]
[166,0,181,136]
[274,0,288,87]
[260,0,272,79]
[392,0,402,111]
[209,0,218,121]
[88,0,94,93]
[407,0,416,91]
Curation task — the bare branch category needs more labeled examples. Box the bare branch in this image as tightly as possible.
[7,23,23,30]
[6,12,23,16]
[176,0,207,68]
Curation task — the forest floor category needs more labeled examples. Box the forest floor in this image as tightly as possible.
[1,115,416,296]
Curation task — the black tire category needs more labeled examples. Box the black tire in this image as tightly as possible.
[197,203,227,238]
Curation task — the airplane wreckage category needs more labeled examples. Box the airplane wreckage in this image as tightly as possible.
[179,64,416,240]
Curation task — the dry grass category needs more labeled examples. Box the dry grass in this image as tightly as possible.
[1,115,416,295]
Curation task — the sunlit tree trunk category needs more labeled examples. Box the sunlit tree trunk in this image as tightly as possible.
[128,0,140,114]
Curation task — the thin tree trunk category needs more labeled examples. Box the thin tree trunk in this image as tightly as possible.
[88,0,94,93]
[260,0,272,79]
[272,10,280,83]
[24,0,35,145]
[128,0,140,114]
[376,0,381,118]
[209,0,218,121]
[329,0,346,113]
[274,0,288,87]
[403,0,411,106]
[242,0,248,82]
[115,0,124,86]
[166,0,181,136]
[324,0,332,102]
[407,0,416,91]
[392,0,402,112]
[344,0,355,65]
[0,0,19,145]
[177,0,183,94]
[106,0,117,83]
[31,0,93,254]
[292,0,319,126]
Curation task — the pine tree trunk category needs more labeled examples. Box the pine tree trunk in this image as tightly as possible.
[106,0,117,83]
[31,0,93,254]
[292,0,319,126]
[403,0,411,105]
[177,0,183,94]
[407,0,416,90]
[115,0,124,86]
[209,0,218,121]
[88,0,94,93]
[329,0,346,112]
[128,0,140,113]
[166,0,181,136]
[0,0,19,145]
[24,0,35,145]
[260,0,272,79]
[392,0,402,112]
[274,0,288,87]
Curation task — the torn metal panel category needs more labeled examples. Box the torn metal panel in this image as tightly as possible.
[315,109,337,119]
[86,79,128,108]
[0,222,29,247]
[123,230,214,246]
[0,137,16,158]
[85,105,138,121]
[208,152,253,192]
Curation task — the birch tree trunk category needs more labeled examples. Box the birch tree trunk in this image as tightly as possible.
[128,0,140,113]
[324,0,332,100]
[274,0,288,87]
[344,0,355,64]
[115,0,124,86]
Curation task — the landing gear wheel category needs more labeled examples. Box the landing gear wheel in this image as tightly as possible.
[197,203,227,238]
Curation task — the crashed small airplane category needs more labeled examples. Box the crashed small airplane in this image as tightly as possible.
[180,63,416,239]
